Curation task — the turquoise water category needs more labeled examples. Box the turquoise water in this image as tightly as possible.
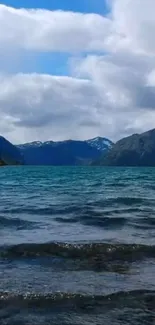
[0,166,155,324]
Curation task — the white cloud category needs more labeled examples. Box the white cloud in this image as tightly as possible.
[1,70,155,144]
[0,73,106,143]
[0,1,155,55]
[0,5,110,52]
[0,1,155,143]
[110,0,155,54]
[71,51,155,110]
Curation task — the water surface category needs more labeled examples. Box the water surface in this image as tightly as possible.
[0,166,155,324]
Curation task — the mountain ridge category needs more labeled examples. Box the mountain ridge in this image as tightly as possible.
[17,137,113,148]
[2,129,155,167]
[92,128,155,166]
[17,137,113,165]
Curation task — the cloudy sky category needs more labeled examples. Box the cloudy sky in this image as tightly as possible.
[0,0,155,144]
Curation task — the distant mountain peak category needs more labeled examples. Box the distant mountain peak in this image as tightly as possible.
[16,136,113,166]
[18,137,113,151]
[86,137,113,151]
[92,128,155,166]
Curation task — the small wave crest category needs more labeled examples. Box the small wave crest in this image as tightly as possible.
[0,216,37,230]
[0,290,154,310]
[0,196,148,216]
[1,242,155,262]
[55,215,127,228]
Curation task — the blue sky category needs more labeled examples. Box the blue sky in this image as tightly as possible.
[0,0,109,75]
[1,0,109,14]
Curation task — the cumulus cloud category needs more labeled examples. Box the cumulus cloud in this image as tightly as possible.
[71,51,155,110]
[0,4,111,52]
[0,1,155,143]
[1,71,155,144]
[0,1,155,54]
[0,73,105,143]
[110,0,155,54]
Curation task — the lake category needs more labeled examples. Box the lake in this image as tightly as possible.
[0,166,155,324]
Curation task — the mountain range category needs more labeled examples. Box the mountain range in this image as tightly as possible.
[17,137,113,165]
[2,129,155,167]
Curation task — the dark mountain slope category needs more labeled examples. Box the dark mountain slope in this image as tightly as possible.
[18,140,102,165]
[17,137,113,166]
[92,129,155,166]
[0,136,24,166]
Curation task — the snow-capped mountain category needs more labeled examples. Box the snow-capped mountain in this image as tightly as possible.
[17,141,43,149]
[18,137,113,150]
[86,137,113,152]
[17,137,113,165]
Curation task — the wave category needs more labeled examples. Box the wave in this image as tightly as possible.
[130,216,155,229]
[1,209,154,231]
[0,289,154,310]
[55,215,127,228]
[0,216,37,230]
[106,182,128,187]
[0,196,150,216]
[1,242,155,262]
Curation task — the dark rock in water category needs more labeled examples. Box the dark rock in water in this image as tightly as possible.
[0,136,24,166]
[92,128,155,166]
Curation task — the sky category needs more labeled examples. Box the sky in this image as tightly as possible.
[0,0,155,144]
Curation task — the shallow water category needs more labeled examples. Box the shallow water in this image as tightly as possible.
[0,166,155,324]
